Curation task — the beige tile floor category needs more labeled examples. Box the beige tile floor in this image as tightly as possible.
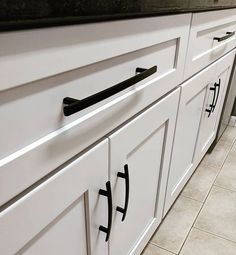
[142,126,236,255]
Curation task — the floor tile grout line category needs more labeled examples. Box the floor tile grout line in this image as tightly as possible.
[149,242,177,254]
[213,183,236,193]
[193,226,236,245]
[179,194,204,203]
[144,129,236,255]
[177,166,222,254]
[176,192,206,254]
[181,128,236,204]
[199,131,236,203]
[211,135,236,187]
[177,130,236,254]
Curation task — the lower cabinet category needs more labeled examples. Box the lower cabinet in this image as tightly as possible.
[195,51,235,162]
[163,62,214,214]
[108,88,180,255]
[0,88,180,255]
[0,140,110,255]
[164,50,235,214]
[1,51,234,255]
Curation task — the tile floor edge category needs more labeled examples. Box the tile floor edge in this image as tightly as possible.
[193,226,236,245]
[148,242,177,254]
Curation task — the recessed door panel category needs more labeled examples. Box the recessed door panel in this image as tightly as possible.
[109,89,180,254]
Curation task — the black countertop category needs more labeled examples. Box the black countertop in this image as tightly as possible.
[1,0,236,31]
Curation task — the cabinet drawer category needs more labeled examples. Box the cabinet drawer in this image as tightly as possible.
[0,14,190,207]
[1,14,190,161]
[0,140,109,255]
[0,13,191,92]
[185,9,236,79]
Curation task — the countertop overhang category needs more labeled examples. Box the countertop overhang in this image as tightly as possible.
[1,1,236,31]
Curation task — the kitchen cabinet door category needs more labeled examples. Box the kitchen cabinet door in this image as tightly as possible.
[0,140,109,255]
[108,89,180,255]
[164,63,215,214]
[195,50,235,162]
[164,50,235,215]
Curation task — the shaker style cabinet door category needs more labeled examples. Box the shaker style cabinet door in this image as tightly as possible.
[164,50,235,215]
[0,140,109,255]
[195,50,236,162]
[164,62,215,214]
[108,89,180,255]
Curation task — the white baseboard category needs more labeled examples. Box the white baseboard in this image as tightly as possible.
[229,116,236,127]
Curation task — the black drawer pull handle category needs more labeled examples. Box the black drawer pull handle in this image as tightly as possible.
[116,164,130,222]
[99,181,113,242]
[212,79,221,113]
[214,31,235,42]
[205,85,217,117]
[205,108,212,117]
[63,66,157,116]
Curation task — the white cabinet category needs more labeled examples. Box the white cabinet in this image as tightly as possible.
[0,88,181,255]
[108,89,180,255]
[195,50,236,162]
[0,140,110,255]
[164,64,214,214]
[0,13,191,208]
[184,9,236,79]
[164,50,235,214]
[1,9,236,255]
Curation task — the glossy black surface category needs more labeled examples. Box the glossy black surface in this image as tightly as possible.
[1,0,236,31]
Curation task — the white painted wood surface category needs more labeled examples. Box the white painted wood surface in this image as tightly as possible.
[0,35,181,161]
[0,13,191,207]
[109,89,180,255]
[185,9,236,79]
[164,59,215,214]
[164,49,236,214]
[195,50,236,162]
[0,13,191,91]
[0,51,188,208]
[0,8,236,255]
[0,140,109,255]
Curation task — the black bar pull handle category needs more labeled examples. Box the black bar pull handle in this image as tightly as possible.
[209,86,217,111]
[205,85,217,118]
[205,108,212,117]
[214,31,235,42]
[63,66,157,116]
[116,164,130,222]
[211,79,221,112]
[99,181,113,242]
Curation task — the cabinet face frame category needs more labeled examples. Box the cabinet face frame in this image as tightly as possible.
[108,88,180,255]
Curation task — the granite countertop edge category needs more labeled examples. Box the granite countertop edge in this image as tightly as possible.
[1,5,236,32]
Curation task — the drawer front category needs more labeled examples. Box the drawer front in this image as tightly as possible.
[0,140,109,255]
[184,9,236,79]
[1,14,191,160]
[0,14,191,206]
[0,14,190,92]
